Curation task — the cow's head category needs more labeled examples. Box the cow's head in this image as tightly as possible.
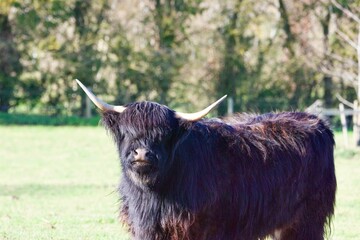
[76,80,226,190]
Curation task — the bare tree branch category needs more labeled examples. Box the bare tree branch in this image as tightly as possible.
[331,0,360,24]
[335,28,359,50]
[320,64,358,84]
[336,93,355,108]
[326,52,358,67]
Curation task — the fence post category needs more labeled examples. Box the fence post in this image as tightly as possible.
[227,97,234,116]
[339,103,349,147]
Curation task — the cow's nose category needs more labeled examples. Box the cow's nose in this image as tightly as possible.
[133,148,148,161]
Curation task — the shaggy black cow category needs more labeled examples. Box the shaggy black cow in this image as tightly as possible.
[77,80,336,240]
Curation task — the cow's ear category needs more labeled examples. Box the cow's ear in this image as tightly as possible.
[172,126,191,150]
[171,119,197,150]
[101,111,122,132]
[101,112,127,145]
[172,121,214,166]
[169,126,218,211]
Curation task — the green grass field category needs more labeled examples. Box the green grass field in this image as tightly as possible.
[0,126,359,239]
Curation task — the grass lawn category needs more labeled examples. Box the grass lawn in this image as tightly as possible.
[0,126,129,240]
[0,126,360,239]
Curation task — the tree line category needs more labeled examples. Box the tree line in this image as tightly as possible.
[0,0,359,117]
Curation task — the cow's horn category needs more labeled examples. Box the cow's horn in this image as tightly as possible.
[76,79,126,113]
[175,95,227,121]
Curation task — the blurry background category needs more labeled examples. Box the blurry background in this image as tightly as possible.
[0,0,359,117]
[1,0,360,239]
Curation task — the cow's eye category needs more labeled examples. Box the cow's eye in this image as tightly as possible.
[125,150,132,158]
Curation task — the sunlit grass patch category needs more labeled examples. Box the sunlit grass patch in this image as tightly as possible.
[0,126,129,240]
[0,127,359,239]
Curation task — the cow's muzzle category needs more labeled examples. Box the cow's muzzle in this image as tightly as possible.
[131,148,156,174]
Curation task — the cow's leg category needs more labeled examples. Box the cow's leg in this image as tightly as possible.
[270,229,283,240]
[279,219,325,240]
[278,201,331,240]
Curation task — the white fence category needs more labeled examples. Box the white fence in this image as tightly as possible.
[306,100,360,147]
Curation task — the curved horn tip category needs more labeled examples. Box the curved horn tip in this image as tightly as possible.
[75,79,87,89]
[175,95,227,121]
[75,79,126,113]
[218,95,227,102]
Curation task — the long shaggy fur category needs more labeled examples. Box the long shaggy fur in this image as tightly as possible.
[100,102,336,240]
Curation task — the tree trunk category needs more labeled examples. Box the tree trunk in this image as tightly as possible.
[217,7,239,116]
[278,0,295,57]
[0,14,22,112]
[321,8,334,108]
[323,75,333,108]
[356,25,360,146]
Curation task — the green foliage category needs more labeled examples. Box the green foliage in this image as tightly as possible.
[0,112,100,126]
[1,0,359,118]
[133,0,204,105]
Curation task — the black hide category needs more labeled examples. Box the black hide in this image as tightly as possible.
[100,102,336,240]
